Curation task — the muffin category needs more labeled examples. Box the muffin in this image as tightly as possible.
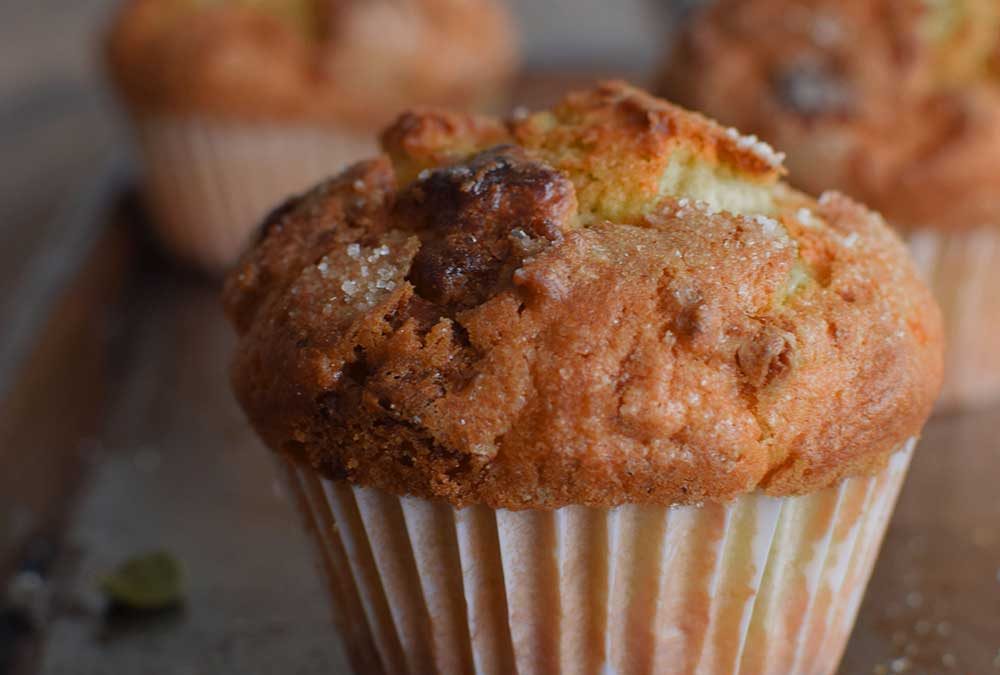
[105,0,517,271]
[660,0,1000,409]
[224,83,943,674]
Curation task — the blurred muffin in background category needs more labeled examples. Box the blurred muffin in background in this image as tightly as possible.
[659,0,1000,410]
[105,0,518,271]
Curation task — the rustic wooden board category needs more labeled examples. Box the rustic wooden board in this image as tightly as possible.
[37,258,348,674]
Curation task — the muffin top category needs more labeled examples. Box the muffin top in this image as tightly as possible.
[105,0,517,129]
[661,0,1000,231]
[225,82,942,510]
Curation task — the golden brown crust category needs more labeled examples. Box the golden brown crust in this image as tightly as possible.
[105,0,518,129]
[225,82,943,509]
[661,0,1000,232]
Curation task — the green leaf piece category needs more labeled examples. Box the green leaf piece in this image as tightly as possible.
[100,551,184,611]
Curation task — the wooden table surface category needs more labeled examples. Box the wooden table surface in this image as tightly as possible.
[2,3,999,675]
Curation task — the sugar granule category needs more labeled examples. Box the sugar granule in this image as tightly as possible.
[725,127,786,169]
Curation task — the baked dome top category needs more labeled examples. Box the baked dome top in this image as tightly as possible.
[661,0,1000,231]
[225,82,943,509]
[105,0,517,128]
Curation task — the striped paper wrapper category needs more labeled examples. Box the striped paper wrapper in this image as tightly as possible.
[908,225,1000,411]
[132,116,376,271]
[283,440,914,675]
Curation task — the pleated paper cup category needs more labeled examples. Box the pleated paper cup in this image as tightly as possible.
[130,115,376,271]
[908,226,1000,410]
[283,440,914,675]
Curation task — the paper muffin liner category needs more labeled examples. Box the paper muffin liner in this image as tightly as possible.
[130,116,376,271]
[282,440,914,675]
[907,226,1000,410]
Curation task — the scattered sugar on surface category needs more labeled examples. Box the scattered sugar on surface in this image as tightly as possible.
[737,282,753,304]
[510,227,534,248]
[725,127,786,169]
[754,214,780,237]
[310,241,404,311]
[797,207,822,229]
[696,199,719,216]
[341,279,359,296]
[666,196,725,221]
[864,526,1000,675]
[890,657,909,672]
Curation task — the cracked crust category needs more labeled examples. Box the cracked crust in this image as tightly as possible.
[105,0,517,129]
[660,0,1000,231]
[225,82,943,509]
